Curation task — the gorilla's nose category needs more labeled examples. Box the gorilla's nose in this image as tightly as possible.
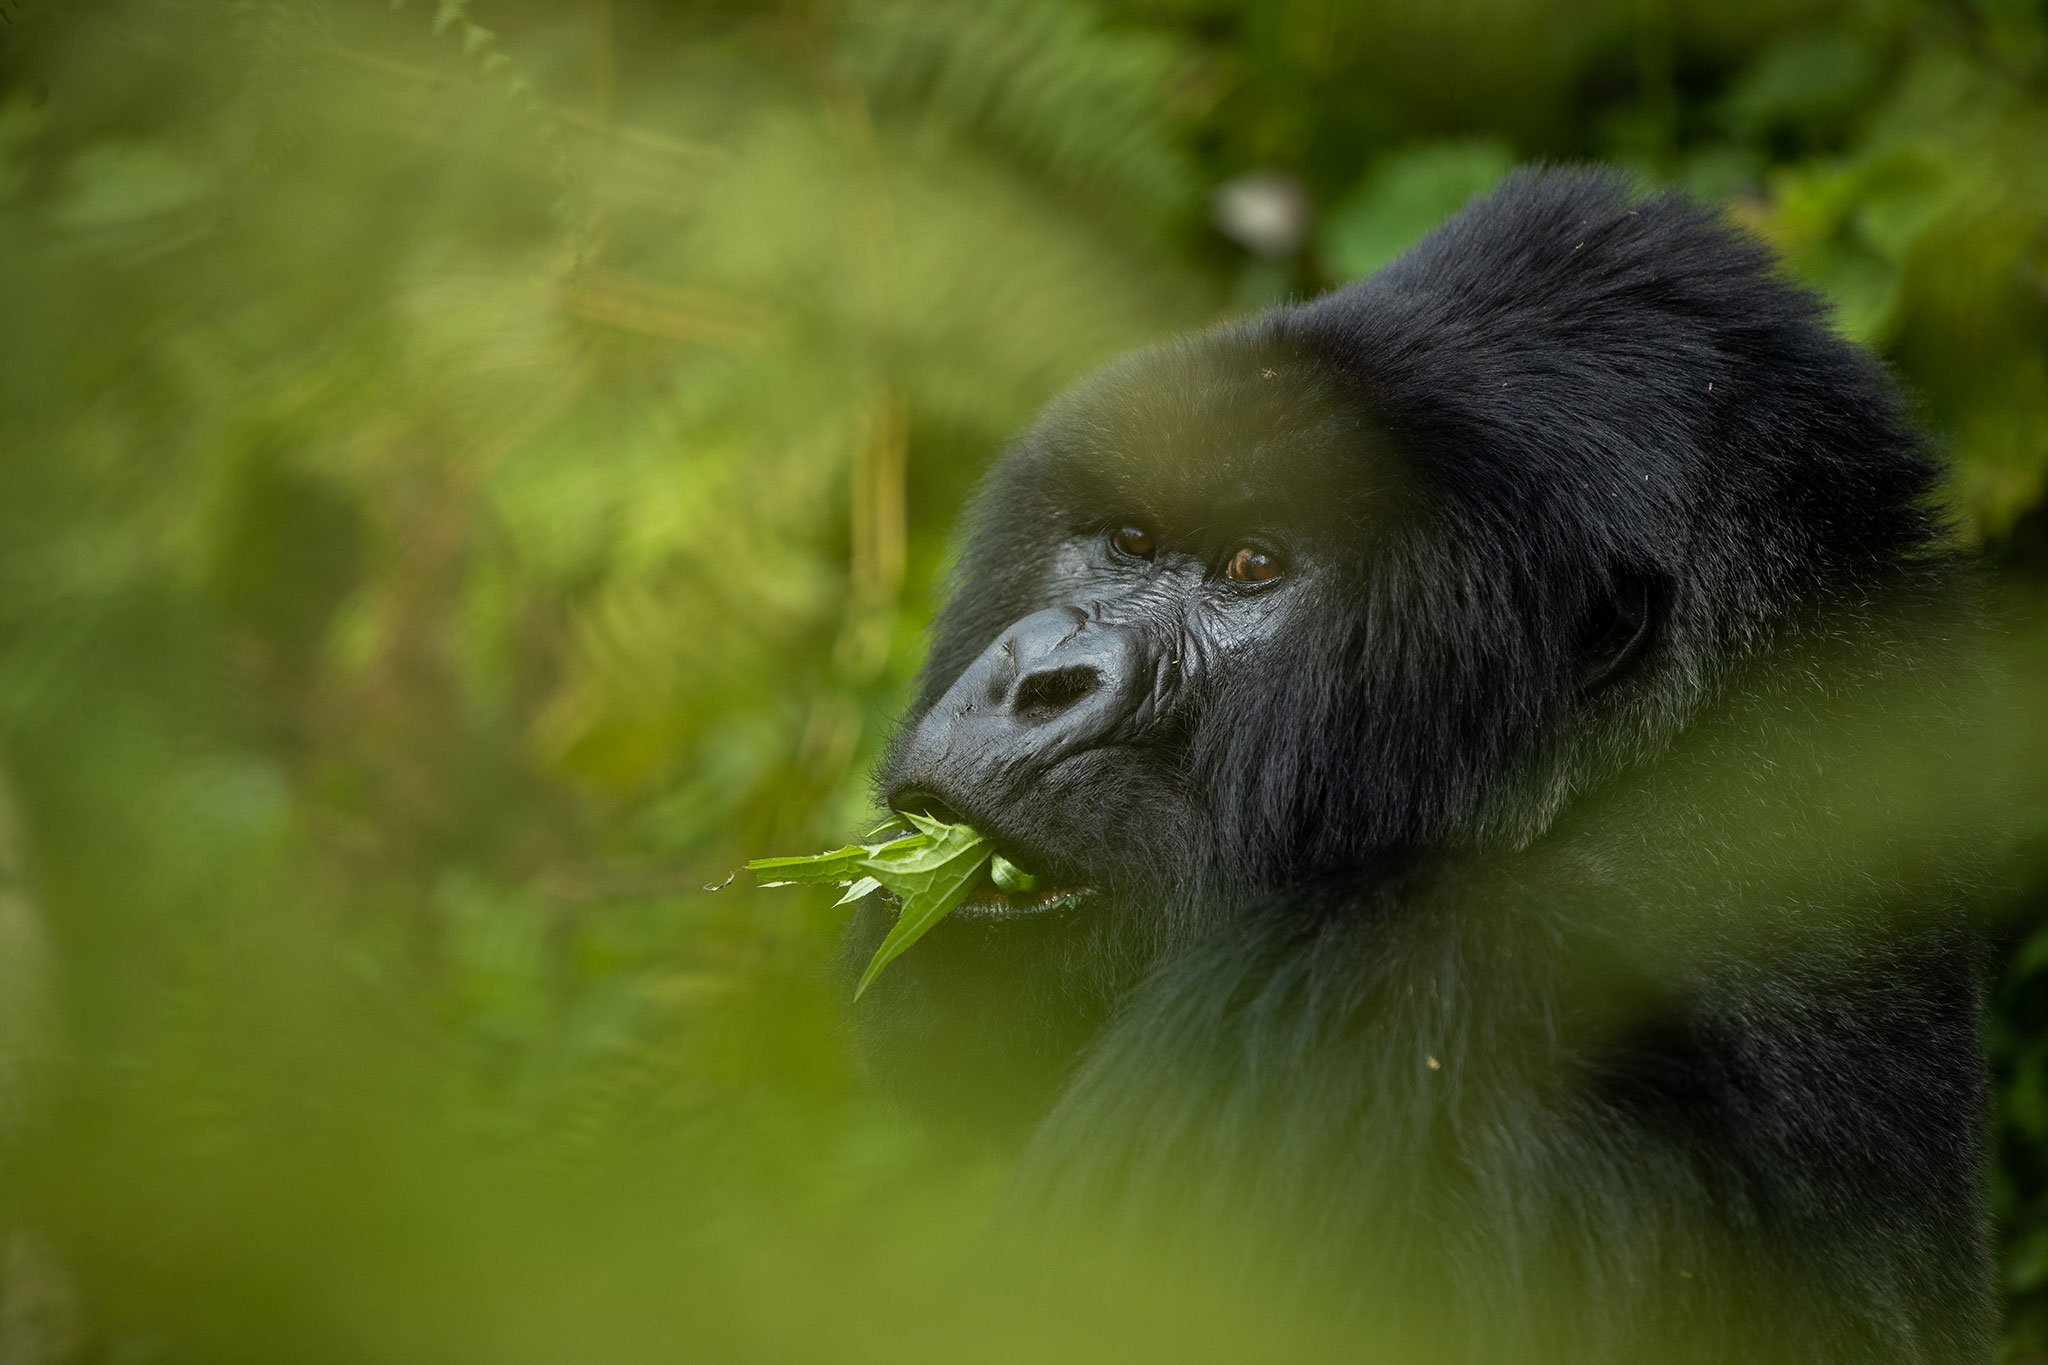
[894,607,1149,810]
[991,608,1111,720]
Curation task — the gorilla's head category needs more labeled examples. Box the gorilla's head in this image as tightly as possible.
[850,168,1945,1130]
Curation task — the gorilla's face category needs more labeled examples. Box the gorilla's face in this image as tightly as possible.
[887,459,1314,904]
[881,343,1379,931]
[880,507,1303,933]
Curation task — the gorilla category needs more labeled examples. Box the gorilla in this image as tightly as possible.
[849,169,1999,1364]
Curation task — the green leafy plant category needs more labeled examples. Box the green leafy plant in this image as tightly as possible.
[749,811,1036,997]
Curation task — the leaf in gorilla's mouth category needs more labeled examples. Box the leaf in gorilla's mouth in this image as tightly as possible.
[746,811,1084,997]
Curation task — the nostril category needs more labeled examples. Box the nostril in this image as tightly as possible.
[1012,666,1102,722]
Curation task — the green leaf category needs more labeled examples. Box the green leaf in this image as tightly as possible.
[745,834,928,886]
[990,853,1037,893]
[746,845,869,886]
[746,812,997,996]
[853,817,993,999]
[832,876,882,907]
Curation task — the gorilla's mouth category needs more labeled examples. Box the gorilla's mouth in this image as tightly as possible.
[886,790,1094,919]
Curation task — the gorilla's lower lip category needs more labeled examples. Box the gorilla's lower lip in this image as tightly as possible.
[950,884,1093,921]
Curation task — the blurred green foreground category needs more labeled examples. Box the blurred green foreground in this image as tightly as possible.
[2,1,2048,1360]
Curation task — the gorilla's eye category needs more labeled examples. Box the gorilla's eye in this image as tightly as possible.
[1225,546,1282,584]
[1110,525,1156,559]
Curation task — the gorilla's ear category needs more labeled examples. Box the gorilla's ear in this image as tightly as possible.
[1576,568,1665,693]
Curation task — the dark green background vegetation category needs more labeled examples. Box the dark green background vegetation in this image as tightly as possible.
[0,1,2045,1359]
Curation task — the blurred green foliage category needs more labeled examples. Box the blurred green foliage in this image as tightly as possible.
[0,0,2045,1360]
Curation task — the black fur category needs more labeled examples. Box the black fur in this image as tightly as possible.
[851,168,1999,1362]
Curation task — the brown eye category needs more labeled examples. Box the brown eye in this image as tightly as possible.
[1110,525,1155,559]
[1226,546,1282,584]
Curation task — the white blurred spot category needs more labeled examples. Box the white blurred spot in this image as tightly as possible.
[1212,171,1312,258]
